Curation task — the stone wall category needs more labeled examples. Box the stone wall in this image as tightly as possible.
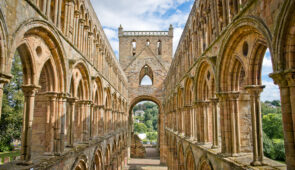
[130,133,146,158]
[163,0,295,169]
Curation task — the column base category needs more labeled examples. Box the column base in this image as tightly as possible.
[43,152,55,156]
[211,145,219,149]
[250,160,263,166]
[17,160,33,166]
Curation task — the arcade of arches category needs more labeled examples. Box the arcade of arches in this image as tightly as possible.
[0,0,295,170]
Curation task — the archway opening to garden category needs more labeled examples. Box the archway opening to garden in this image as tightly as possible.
[129,99,161,159]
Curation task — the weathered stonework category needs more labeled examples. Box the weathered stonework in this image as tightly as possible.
[163,0,295,170]
[0,0,128,169]
[118,26,173,164]
[0,0,295,169]
[130,133,146,158]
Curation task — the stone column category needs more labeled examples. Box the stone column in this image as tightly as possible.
[230,92,241,155]
[210,98,219,149]
[89,102,94,140]
[73,11,80,46]
[20,85,40,164]
[82,100,91,143]
[60,93,68,153]
[46,0,52,19]
[189,105,194,139]
[203,101,210,143]
[43,92,57,155]
[67,97,77,147]
[245,85,265,166]
[216,92,228,155]
[193,103,198,141]
[79,18,85,50]
[99,105,104,135]
[180,107,185,135]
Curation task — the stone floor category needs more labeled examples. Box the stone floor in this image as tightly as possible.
[125,147,167,170]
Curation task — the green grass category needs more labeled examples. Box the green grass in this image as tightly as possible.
[0,150,20,164]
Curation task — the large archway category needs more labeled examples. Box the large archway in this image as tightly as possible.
[128,95,165,160]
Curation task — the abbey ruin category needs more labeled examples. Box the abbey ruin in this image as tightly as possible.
[0,0,295,169]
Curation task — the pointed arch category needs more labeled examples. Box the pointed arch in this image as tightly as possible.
[139,64,153,85]
[185,146,196,170]
[178,142,185,170]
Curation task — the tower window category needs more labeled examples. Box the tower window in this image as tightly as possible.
[146,40,150,46]
[131,39,136,56]
[157,40,162,55]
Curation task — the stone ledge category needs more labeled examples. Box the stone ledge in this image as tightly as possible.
[165,128,286,170]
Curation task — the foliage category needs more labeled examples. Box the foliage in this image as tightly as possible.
[261,100,285,162]
[146,132,157,141]
[0,52,24,152]
[133,102,158,143]
[134,123,147,133]
[263,113,283,139]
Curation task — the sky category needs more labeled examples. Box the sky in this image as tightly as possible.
[90,0,280,102]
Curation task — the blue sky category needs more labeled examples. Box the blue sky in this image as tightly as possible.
[90,0,280,101]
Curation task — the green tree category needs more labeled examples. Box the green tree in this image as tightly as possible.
[144,110,153,122]
[271,100,281,107]
[146,132,157,141]
[134,123,147,133]
[0,52,24,152]
[263,113,283,139]
[146,120,153,131]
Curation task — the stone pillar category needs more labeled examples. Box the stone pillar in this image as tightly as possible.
[189,106,194,139]
[193,103,198,141]
[83,100,91,143]
[270,71,295,169]
[89,102,94,140]
[245,85,265,166]
[216,92,229,155]
[180,107,185,135]
[73,11,80,46]
[20,85,40,164]
[79,18,85,50]
[60,93,68,153]
[46,0,52,19]
[67,97,77,147]
[44,92,57,155]
[99,105,104,135]
[218,92,240,156]
[228,92,240,156]
[210,98,219,149]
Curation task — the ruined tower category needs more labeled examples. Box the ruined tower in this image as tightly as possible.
[119,25,173,163]
[119,25,173,102]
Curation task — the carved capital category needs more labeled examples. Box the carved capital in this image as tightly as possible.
[245,85,265,97]
[22,84,41,97]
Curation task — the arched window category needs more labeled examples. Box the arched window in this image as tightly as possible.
[139,65,153,86]
[131,39,136,56]
[157,40,162,55]
[146,39,150,46]
[140,75,152,85]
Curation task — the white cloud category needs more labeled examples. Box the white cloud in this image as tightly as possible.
[262,55,272,67]
[261,80,280,101]
[173,27,184,54]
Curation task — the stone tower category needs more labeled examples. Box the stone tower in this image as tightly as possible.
[119,25,173,163]
[119,25,173,102]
